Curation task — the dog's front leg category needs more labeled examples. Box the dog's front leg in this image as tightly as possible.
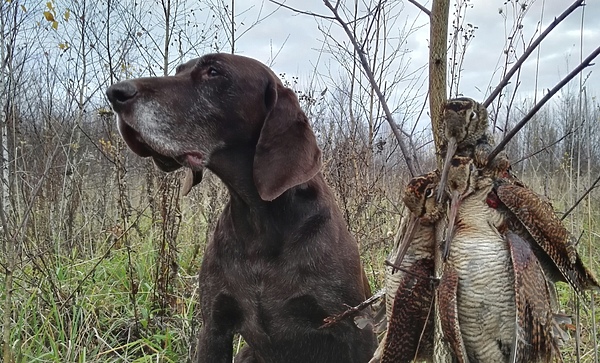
[195,324,234,363]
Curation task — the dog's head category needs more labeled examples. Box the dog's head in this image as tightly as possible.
[106,53,322,201]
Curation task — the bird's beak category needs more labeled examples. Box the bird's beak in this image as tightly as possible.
[437,137,458,203]
[392,214,420,270]
[443,189,462,260]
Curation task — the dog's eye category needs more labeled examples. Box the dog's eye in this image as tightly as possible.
[208,67,219,77]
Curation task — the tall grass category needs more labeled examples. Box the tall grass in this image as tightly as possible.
[2,161,598,361]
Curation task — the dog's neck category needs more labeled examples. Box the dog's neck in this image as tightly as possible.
[208,143,327,204]
[207,145,265,206]
[207,146,330,253]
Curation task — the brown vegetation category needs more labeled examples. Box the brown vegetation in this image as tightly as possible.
[0,0,598,361]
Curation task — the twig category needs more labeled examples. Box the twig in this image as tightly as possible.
[414,290,436,361]
[487,44,600,163]
[60,194,155,307]
[94,328,127,359]
[482,0,585,108]
[269,0,373,24]
[269,0,336,20]
[561,172,600,221]
[407,0,431,17]
[384,259,437,281]
[513,129,575,165]
[319,289,385,329]
[322,0,419,177]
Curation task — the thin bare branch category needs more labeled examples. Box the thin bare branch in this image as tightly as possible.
[482,0,585,108]
[385,259,437,281]
[269,0,336,20]
[322,0,419,177]
[319,288,385,329]
[61,199,154,307]
[407,0,431,17]
[487,44,600,163]
[513,129,575,165]
[561,172,600,221]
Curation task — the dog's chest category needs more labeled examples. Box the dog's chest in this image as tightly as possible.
[201,204,354,346]
[208,235,335,328]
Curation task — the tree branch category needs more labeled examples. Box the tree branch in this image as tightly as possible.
[319,289,385,329]
[487,44,600,163]
[561,172,600,221]
[407,0,431,17]
[385,260,437,281]
[322,0,419,177]
[513,129,575,165]
[269,0,336,20]
[482,0,585,108]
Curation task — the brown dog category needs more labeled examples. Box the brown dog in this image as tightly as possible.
[106,53,376,363]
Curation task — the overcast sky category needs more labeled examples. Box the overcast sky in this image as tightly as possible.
[222,0,599,114]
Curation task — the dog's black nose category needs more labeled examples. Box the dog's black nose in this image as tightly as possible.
[106,81,138,112]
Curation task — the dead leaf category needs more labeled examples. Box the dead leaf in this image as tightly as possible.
[43,11,55,22]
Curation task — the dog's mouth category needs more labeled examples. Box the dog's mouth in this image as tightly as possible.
[117,118,204,172]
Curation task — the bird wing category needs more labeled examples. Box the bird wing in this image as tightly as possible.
[381,258,434,363]
[506,231,560,363]
[494,183,599,294]
[438,264,469,363]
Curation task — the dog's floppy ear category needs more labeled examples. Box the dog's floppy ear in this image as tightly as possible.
[253,81,322,201]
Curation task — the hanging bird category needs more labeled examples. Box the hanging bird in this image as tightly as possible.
[436,97,490,202]
[439,158,561,363]
[487,177,600,294]
[381,258,435,363]
[392,170,443,268]
[504,230,562,363]
[440,156,476,260]
[436,97,512,201]
[376,171,443,363]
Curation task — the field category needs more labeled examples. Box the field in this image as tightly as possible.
[2,142,599,361]
[1,1,599,361]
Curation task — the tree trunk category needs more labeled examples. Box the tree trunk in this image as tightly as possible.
[429,0,452,362]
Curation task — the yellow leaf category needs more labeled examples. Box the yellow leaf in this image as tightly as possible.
[58,43,65,49]
[46,2,53,10]
[52,21,58,30]
[20,5,26,12]
[64,9,70,21]
[43,11,55,22]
